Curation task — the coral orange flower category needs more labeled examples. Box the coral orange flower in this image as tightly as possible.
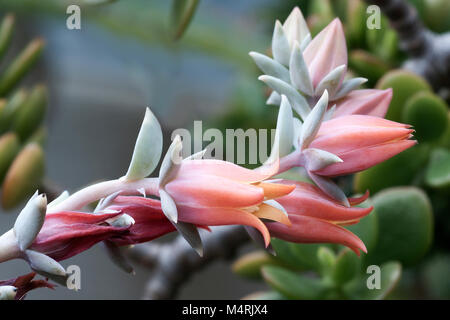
[265,180,371,254]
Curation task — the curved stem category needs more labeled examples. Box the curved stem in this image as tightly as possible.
[0,230,20,264]
[277,150,303,175]
[47,177,159,213]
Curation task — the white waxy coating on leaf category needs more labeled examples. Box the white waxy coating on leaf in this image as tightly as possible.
[332,77,368,100]
[308,172,350,207]
[172,221,203,257]
[125,107,163,181]
[159,135,183,187]
[289,41,314,96]
[272,20,291,66]
[292,117,303,150]
[299,90,328,150]
[274,95,294,157]
[266,91,281,106]
[25,249,66,277]
[249,52,290,83]
[314,65,346,97]
[14,193,47,251]
[159,188,178,223]
[0,286,17,300]
[258,75,310,120]
[301,148,342,172]
[106,214,135,228]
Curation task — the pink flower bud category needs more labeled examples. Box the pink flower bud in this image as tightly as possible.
[303,18,347,88]
[333,89,393,118]
[309,115,416,176]
[30,211,131,261]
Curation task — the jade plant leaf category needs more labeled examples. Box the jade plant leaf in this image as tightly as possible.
[343,261,401,300]
[365,187,433,267]
[376,70,431,122]
[402,91,448,142]
[332,248,361,286]
[232,250,282,280]
[261,265,328,299]
[425,148,450,190]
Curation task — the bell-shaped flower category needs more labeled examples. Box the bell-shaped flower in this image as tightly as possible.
[333,89,393,118]
[265,180,371,254]
[309,115,416,176]
[159,158,295,247]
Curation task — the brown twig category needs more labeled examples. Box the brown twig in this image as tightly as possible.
[127,226,250,300]
[365,0,450,98]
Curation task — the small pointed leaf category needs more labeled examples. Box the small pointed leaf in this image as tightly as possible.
[309,172,350,207]
[272,21,291,66]
[25,249,66,277]
[125,108,162,181]
[267,91,281,106]
[159,188,178,223]
[14,193,47,251]
[332,77,368,100]
[299,90,328,149]
[249,52,290,83]
[289,42,313,96]
[159,135,183,187]
[301,148,342,172]
[315,65,346,97]
[259,75,310,120]
[174,221,203,256]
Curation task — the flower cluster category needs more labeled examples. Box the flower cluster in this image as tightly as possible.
[0,7,416,298]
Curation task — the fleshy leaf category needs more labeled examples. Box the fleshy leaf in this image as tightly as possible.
[125,108,162,181]
[173,221,203,256]
[267,91,281,106]
[0,286,17,300]
[258,75,310,120]
[309,172,350,207]
[25,250,66,277]
[159,188,178,223]
[14,193,47,251]
[344,261,401,300]
[159,135,183,187]
[282,7,310,49]
[299,90,328,149]
[289,41,313,96]
[262,265,327,299]
[301,148,342,172]
[249,52,290,83]
[332,248,360,285]
[333,77,368,100]
[272,20,291,66]
[315,65,346,97]
[232,251,279,279]
[274,95,294,157]
[104,241,134,274]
